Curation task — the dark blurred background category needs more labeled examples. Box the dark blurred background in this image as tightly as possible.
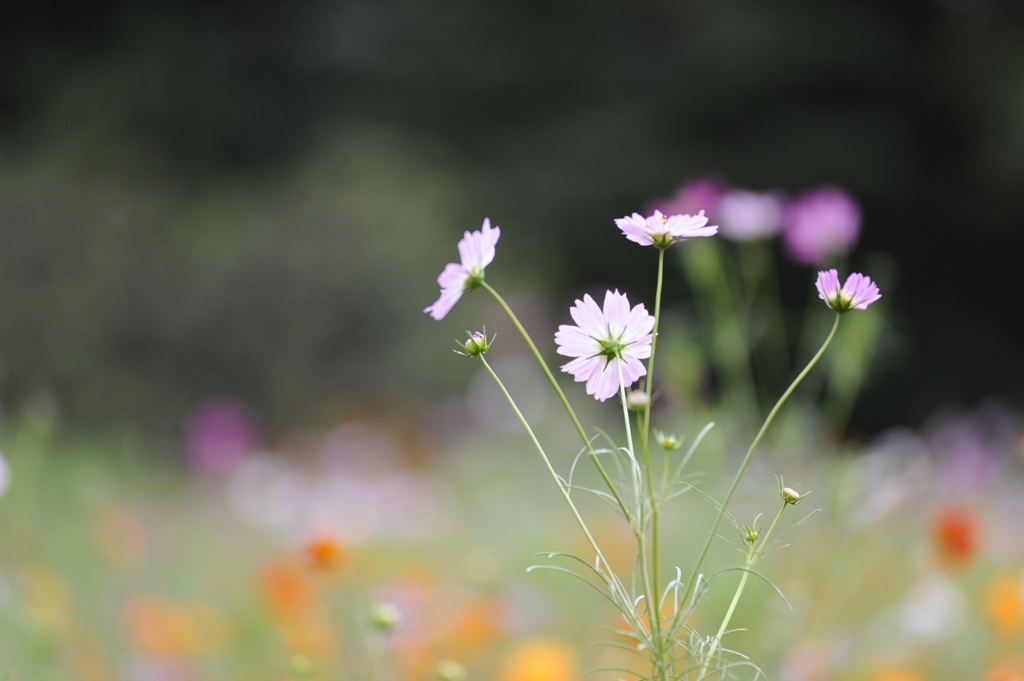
[1,0,1023,435]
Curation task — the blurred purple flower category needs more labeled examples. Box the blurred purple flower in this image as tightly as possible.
[184,398,261,476]
[614,209,718,249]
[717,189,785,241]
[815,269,881,313]
[650,177,726,220]
[782,187,861,265]
[554,290,654,401]
[424,218,500,320]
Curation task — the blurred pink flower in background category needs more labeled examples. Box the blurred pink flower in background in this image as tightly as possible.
[782,187,861,265]
[184,398,262,476]
[650,177,726,219]
[717,189,786,241]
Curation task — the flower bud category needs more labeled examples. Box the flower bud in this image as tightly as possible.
[626,389,649,412]
[368,602,401,631]
[781,487,802,505]
[743,524,760,543]
[654,429,682,452]
[436,660,467,681]
[461,331,491,357]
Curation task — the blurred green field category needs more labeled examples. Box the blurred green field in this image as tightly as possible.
[2,386,1023,681]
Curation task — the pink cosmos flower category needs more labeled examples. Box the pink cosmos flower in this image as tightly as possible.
[614,210,718,249]
[815,269,881,313]
[554,290,655,401]
[424,218,500,320]
[717,189,785,241]
[782,187,861,265]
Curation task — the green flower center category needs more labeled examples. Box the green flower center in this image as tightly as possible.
[597,336,626,360]
[465,268,485,290]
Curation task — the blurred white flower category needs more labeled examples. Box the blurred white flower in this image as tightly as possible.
[897,573,965,641]
[717,189,785,241]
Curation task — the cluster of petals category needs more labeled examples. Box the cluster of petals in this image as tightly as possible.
[614,209,718,248]
[815,269,881,312]
[717,189,785,242]
[782,188,861,265]
[424,219,500,320]
[554,290,655,401]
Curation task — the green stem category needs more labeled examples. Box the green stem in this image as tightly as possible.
[482,282,634,526]
[619,364,660,659]
[643,247,666,633]
[679,313,841,609]
[696,501,788,681]
[479,356,631,615]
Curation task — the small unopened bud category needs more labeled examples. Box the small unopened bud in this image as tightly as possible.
[436,660,467,681]
[654,429,682,452]
[781,487,802,505]
[626,389,649,412]
[743,525,760,543]
[461,331,491,357]
[368,602,401,631]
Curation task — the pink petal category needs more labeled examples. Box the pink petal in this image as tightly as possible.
[437,263,469,289]
[424,286,464,320]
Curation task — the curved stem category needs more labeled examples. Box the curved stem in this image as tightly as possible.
[479,357,614,579]
[482,282,634,526]
[680,313,842,609]
[696,501,788,681]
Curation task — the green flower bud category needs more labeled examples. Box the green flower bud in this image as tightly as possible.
[653,429,682,452]
[781,487,803,505]
[743,524,760,543]
[626,389,649,412]
[462,331,491,357]
[368,602,401,631]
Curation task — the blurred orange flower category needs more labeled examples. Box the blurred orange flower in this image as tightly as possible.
[931,505,977,567]
[449,596,504,655]
[984,573,1024,639]
[305,534,346,572]
[498,638,577,681]
[263,561,315,620]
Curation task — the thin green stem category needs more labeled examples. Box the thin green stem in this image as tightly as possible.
[642,248,665,449]
[756,502,788,558]
[680,313,842,609]
[480,356,610,570]
[619,364,661,661]
[482,282,634,526]
[643,247,666,636]
[696,569,749,681]
[695,501,788,681]
[479,355,650,628]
